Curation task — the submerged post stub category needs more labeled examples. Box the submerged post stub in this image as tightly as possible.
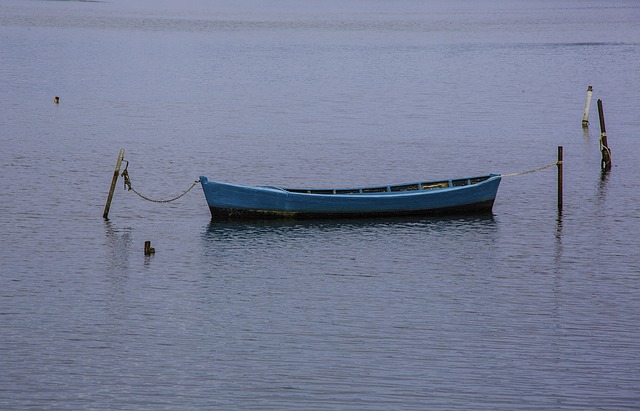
[597,99,612,171]
[103,148,125,220]
[144,241,156,256]
[582,86,592,127]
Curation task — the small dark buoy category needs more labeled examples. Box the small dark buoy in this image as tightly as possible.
[144,240,156,256]
[54,96,59,104]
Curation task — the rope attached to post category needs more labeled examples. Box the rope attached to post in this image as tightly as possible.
[599,136,612,170]
[120,160,200,203]
[502,161,561,178]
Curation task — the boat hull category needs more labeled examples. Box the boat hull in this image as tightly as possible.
[200,174,501,220]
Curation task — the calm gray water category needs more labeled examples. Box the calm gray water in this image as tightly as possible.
[1,0,640,409]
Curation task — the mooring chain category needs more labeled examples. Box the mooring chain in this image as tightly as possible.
[120,160,200,203]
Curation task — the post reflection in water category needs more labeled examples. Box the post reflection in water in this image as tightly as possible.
[104,221,133,276]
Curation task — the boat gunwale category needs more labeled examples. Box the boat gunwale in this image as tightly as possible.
[204,173,501,197]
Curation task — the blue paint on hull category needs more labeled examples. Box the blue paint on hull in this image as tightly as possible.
[200,174,501,220]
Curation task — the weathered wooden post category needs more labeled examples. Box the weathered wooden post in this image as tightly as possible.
[582,86,592,127]
[103,148,125,220]
[144,241,156,255]
[557,146,563,211]
[597,99,612,171]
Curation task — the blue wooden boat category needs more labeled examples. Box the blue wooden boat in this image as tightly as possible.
[199,174,501,220]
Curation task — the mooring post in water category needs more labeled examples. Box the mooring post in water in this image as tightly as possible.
[103,148,125,220]
[597,99,612,171]
[582,85,593,127]
[144,241,155,256]
[557,146,563,211]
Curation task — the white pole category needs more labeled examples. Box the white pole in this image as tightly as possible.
[582,85,593,127]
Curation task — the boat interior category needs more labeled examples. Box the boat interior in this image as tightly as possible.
[285,175,493,195]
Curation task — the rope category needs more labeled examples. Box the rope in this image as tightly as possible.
[120,160,200,203]
[502,161,561,178]
[599,135,612,169]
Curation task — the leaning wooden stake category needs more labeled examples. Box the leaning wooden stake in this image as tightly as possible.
[103,148,125,220]
[582,85,593,127]
[557,146,563,211]
[597,99,612,171]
